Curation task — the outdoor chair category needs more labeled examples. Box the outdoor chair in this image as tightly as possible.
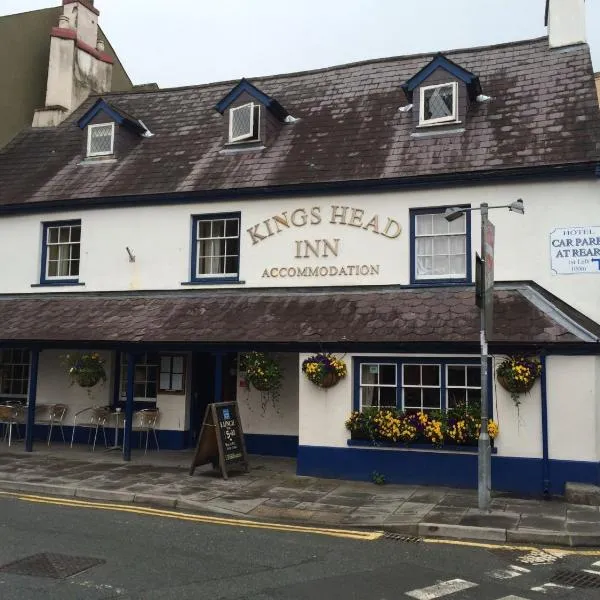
[131,409,160,454]
[70,406,111,451]
[35,403,68,446]
[0,404,26,446]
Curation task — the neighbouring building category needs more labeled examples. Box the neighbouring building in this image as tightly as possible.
[0,0,598,495]
[0,0,132,149]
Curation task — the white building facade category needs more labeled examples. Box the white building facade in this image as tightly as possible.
[0,0,598,495]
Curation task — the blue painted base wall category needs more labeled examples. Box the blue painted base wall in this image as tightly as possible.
[297,445,600,496]
[244,434,299,457]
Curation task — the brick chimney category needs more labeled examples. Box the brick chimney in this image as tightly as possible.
[545,0,587,49]
[33,0,114,127]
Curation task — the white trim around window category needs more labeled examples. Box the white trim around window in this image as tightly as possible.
[87,122,115,157]
[419,82,458,126]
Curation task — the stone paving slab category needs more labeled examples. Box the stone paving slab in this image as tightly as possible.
[0,448,598,547]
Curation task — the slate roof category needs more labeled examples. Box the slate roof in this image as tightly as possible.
[0,286,595,346]
[0,37,598,207]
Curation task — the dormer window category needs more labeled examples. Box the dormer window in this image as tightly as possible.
[229,102,260,143]
[87,122,115,157]
[419,82,458,126]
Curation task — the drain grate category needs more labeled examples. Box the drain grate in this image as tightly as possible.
[550,569,600,589]
[382,532,422,543]
[0,553,105,580]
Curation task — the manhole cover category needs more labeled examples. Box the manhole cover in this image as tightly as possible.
[382,532,422,543]
[0,553,105,579]
[550,569,600,589]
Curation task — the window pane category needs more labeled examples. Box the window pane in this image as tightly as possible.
[404,388,421,408]
[380,387,397,408]
[415,214,432,236]
[403,364,420,386]
[416,237,432,256]
[448,215,466,234]
[70,259,80,277]
[225,219,239,237]
[449,236,465,254]
[449,255,466,276]
[432,213,449,235]
[424,85,453,120]
[212,220,225,237]
[447,366,465,387]
[433,236,449,255]
[416,256,432,277]
[422,365,440,386]
[225,256,238,274]
[447,388,467,409]
[171,374,184,391]
[361,364,379,385]
[433,254,450,275]
[467,366,481,387]
[48,228,59,243]
[423,387,441,409]
[467,389,482,410]
[159,373,171,390]
[160,356,171,372]
[58,227,70,243]
[197,221,211,239]
[172,356,184,373]
[71,226,81,242]
[361,387,376,408]
[379,364,396,386]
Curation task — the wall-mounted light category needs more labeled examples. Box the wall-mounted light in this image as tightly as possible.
[126,247,135,262]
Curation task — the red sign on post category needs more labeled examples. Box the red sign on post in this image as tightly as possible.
[483,219,495,337]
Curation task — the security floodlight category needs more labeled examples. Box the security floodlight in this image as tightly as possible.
[509,198,524,215]
[444,207,465,222]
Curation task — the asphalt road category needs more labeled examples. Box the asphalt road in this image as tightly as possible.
[0,494,599,600]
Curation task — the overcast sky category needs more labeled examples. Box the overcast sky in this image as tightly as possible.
[2,0,599,87]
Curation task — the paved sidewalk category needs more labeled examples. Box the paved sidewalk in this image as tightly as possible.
[0,447,599,547]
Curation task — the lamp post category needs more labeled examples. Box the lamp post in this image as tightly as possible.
[444,199,524,511]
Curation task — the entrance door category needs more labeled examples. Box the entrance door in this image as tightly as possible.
[188,352,239,447]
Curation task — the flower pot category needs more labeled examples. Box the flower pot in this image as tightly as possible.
[251,379,273,392]
[319,372,340,389]
[75,370,102,388]
[497,373,535,394]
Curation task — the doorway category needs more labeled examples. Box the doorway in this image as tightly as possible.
[188,352,238,447]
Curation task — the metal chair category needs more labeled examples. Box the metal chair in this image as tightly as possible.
[35,404,68,446]
[131,409,160,454]
[0,404,26,446]
[70,406,110,451]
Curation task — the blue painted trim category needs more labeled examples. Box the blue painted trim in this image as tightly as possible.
[190,212,241,284]
[402,54,481,102]
[0,164,596,217]
[540,354,551,495]
[181,280,246,286]
[348,439,498,454]
[353,356,481,412]
[112,350,121,407]
[123,352,136,461]
[409,205,472,285]
[77,99,146,134]
[40,219,82,285]
[215,79,288,121]
[25,349,39,452]
[244,434,299,457]
[31,282,86,288]
[297,445,599,495]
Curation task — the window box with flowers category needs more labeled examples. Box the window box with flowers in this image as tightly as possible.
[62,352,107,388]
[496,355,542,407]
[345,404,499,453]
[302,353,347,388]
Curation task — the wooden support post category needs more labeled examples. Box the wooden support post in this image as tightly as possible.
[25,349,40,453]
[123,352,136,462]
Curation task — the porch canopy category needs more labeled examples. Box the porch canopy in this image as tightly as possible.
[1,283,598,459]
[0,283,597,351]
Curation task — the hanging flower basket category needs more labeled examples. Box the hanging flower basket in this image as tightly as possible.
[240,352,283,394]
[302,353,347,388]
[62,352,107,389]
[496,355,542,406]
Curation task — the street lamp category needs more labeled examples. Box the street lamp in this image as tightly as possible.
[444,199,524,511]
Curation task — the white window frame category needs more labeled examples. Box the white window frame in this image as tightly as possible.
[87,122,115,157]
[446,364,481,410]
[228,103,259,143]
[358,362,397,411]
[402,363,442,412]
[419,82,458,126]
[413,211,467,281]
[120,352,159,403]
[194,215,240,279]
[159,355,186,393]
[44,222,81,281]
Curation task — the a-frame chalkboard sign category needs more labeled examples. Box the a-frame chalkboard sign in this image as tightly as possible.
[189,402,249,479]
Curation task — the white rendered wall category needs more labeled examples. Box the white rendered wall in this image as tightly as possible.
[546,355,599,462]
[2,179,598,323]
[237,353,299,437]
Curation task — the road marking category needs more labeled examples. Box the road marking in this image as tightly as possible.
[530,582,574,594]
[517,549,563,565]
[496,596,531,600]
[593,561,600,567]
[405,578,477,599]
[582,569,600,576]
[487,564,530,580]
[0,491,382,541]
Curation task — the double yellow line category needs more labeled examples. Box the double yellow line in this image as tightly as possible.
[0,490,383,541]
